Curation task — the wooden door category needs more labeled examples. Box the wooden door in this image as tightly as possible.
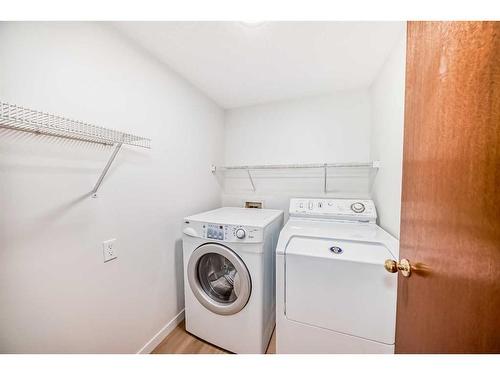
[396,22,500,353]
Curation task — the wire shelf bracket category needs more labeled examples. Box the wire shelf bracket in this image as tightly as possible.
[0,101,151,198]
[91,142,123,198]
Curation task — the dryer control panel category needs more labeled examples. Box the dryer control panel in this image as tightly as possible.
[289,198,377,223]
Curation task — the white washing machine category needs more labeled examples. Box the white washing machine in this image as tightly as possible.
[182,207,283,353]
[276,198,399,354]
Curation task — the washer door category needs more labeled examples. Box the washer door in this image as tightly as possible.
[187,243,252,315]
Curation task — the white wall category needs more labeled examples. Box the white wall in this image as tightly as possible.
[225,92,371,165]
[0,22,224,353]
[222,92,373,217]
[369,27,406,239]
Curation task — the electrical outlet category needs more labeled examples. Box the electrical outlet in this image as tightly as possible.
[102,239,117,263]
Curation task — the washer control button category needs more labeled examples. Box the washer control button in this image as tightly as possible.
[235,228,246,239]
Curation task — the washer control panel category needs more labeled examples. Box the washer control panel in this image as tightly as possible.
[195,223,263,243]
[290,198,377,222]
[205,223,225,240]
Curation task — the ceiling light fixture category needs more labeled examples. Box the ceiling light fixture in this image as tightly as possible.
[240,21,266,27]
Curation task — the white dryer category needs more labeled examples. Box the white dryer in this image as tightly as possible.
[276,198,399,353]
[183,207,283,353]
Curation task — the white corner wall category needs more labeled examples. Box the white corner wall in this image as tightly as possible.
[222,92,373,216]
[0,22,224,353]
[369,25,407,239]
[222,29,406,229]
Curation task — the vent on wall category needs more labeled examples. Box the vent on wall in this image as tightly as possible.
[245,201,263,209]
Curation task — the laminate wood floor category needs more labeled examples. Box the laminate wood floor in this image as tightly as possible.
[152,320,276,354]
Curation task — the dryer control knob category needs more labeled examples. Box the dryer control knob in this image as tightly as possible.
[235,228,246,239]
[351,202,365,213]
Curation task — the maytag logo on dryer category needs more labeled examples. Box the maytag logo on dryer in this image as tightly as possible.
[329,246,343,254]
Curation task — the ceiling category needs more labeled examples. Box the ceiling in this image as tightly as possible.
[113,22,405,109]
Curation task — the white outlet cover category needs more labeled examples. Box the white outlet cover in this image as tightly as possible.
[102,239,117,263]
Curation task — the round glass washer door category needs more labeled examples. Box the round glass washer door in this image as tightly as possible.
[187,243,251,315]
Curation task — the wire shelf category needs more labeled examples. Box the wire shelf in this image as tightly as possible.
[216,161,380,171]
[212,161,380,193]
[0,100,152,198]
[0,101,151,148]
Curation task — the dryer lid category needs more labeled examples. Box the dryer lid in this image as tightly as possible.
[285,236,395,264]
[284,237,397,345]
[275,218,399,257]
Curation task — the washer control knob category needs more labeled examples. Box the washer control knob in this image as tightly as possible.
[351,202,365,213]
[235,228,246,239]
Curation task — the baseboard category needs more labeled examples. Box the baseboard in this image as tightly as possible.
[137,309,185,354]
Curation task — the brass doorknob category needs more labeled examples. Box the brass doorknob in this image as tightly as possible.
[384,259,412,277]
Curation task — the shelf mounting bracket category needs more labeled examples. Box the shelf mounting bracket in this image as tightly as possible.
[247,169,256,192]
[91,143,123,198]
[323,163,328,194]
